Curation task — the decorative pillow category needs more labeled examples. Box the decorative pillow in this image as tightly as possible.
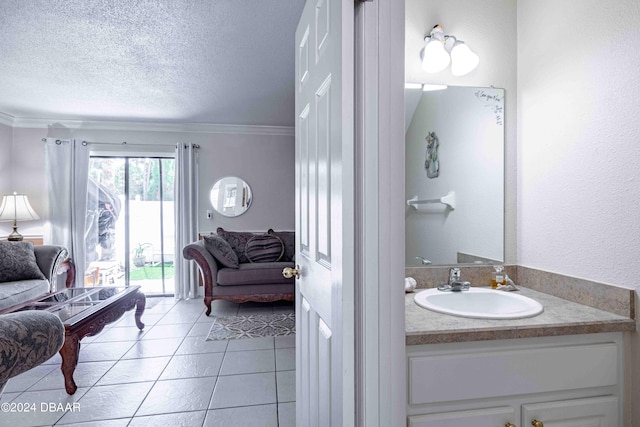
[267,229,295,262]
[0,241,46,283]
[245,234,284,263]
[203,234,240,268]
[216,228,255,264]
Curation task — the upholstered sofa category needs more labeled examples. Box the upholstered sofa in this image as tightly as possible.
[0,310,65,395]
[0,242,68,395]
[0,243,69,311]
[183,228,295,316]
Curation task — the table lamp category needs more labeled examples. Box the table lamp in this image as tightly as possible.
[0,192,40,241]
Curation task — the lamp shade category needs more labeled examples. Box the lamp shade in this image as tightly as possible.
[422,38,450,73]
[0,193,40,222]
[450,41,480,76]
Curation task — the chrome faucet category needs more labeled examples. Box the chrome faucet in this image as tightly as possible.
[437,267,471,292]
[449,267,461,284]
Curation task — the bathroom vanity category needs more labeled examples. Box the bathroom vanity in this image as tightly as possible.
[405,287,635,426]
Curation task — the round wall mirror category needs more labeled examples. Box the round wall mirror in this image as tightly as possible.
[209,176,253,217]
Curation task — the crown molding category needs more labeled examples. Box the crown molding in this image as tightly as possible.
[0,112,15,127]
[5,115,294,136]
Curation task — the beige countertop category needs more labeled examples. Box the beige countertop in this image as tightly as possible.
[406,286,635,346]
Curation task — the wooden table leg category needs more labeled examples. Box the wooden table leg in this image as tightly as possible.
[134,292,146,330]
[60,333,80,395]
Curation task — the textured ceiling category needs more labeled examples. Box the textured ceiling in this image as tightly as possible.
[0,0,305,126]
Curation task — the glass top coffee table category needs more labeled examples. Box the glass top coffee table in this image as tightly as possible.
[6,286,146,394]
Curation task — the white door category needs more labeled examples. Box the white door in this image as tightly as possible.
[294,0,355,425]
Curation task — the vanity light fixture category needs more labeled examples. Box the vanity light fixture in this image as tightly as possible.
[422,25,479,76]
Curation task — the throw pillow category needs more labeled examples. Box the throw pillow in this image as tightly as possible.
[216,228,255,264]
[203,234,240,268]
[267,229,295,262]
[245,234,284,263]
[0,241,46,283]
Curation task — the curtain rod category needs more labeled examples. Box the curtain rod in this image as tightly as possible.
[41,138,200,149]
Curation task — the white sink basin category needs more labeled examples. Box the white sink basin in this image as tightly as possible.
[414,287,544,319]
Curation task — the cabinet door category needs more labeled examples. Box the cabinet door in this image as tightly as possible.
[408,406,516,427]
[522,396,618,427]
[408,343,618,405]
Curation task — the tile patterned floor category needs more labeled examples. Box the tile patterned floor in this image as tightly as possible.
[1,298,296,427]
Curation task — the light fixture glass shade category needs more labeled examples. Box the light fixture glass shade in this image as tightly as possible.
[450,41,479,76]
[0,193,40,221]
[422,38,450,73]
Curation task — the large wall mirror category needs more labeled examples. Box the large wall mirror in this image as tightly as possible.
[405,85,505,266]
[210,176,253,217]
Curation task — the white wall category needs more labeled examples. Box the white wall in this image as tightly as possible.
[9,125,295,238]
[9,127,47,237]
[517,0,640,289]
[0,123,12,236]
[405,0,517,263]
[405,87,504,265]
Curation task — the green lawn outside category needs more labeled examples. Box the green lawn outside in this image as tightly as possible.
[129,264,175,281]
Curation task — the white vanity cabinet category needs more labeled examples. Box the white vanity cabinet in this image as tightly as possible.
[522,395,618,426]
[408,407,516,426]
[406,333,623,427]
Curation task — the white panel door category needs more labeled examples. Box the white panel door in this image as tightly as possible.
[294,0,354,425]
[522,396,618,427]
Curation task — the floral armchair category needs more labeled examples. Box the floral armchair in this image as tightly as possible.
[0,311,65,395]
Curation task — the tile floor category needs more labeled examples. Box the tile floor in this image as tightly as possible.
[1,298,296,427]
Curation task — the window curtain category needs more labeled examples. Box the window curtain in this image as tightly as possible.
[44,138,91,287]
[174,143,199,299]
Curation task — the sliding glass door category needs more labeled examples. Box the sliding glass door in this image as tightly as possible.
[85,156,175,295]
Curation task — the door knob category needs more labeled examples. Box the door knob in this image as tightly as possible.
[505,423,517,427]
[282,266,300,279]
[531,420,544,427]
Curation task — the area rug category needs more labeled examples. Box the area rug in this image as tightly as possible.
[206,312,295,341]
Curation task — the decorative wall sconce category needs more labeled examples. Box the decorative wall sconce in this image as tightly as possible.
[0,192,40,241]
[422,25,479,76]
